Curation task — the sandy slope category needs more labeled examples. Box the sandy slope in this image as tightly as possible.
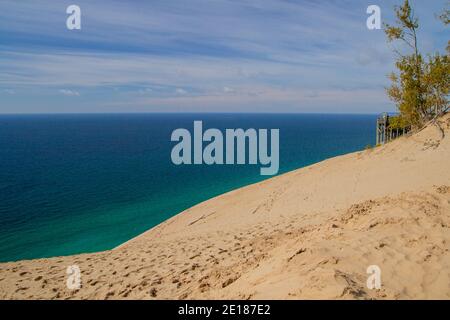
[0,115,449,300]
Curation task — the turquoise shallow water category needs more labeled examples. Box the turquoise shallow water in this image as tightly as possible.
[0,113,376,262]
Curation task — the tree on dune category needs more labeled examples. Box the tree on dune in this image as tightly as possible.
[384,0,449,132]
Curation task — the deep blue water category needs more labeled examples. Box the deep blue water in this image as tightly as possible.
[0,113,376,262]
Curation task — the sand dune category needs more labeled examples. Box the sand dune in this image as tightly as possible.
[0,114,449,300]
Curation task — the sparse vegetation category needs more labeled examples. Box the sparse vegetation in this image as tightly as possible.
[384,0,449,131]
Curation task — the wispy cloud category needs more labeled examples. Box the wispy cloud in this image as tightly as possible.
[175,88,187,95]
[137,88,153,95]
[2,88,15,94]
[223,86,235,94]
[0,0,447,113]
[59,89,80,96]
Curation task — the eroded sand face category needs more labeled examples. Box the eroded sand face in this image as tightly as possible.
[1,115,449,300]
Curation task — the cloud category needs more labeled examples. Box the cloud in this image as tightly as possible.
[100,85,391,114]
[138,88,153,94]
[0,0,447,113]
[355,46,391,66]
[175,88,187,95]
[59,89,80,96]
[2,89,15,94]
[223,86,234,93]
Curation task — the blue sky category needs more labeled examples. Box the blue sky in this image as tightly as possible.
[0,0,448,113]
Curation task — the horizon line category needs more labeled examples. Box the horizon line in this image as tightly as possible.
[0,111,387,116]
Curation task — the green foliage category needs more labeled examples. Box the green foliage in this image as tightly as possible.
[423,53,450,115]
[439,3,450,52]
[384,0,418,45]
[384,0,449,129]
[388,115,408,129]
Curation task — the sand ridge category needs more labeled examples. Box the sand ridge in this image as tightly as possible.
[0,114,449,300]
